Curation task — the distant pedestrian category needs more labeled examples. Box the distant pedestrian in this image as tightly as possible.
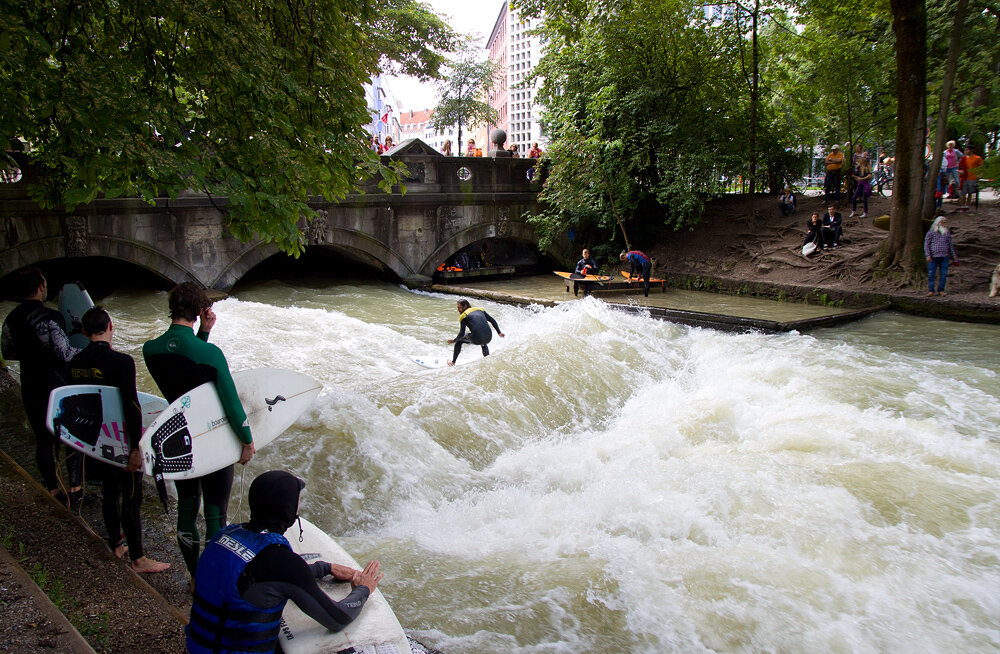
[824,144,845,204]
[958,146,983,211]
[943,141,962,197]
[850,161,873,219]
[924,216,959,296]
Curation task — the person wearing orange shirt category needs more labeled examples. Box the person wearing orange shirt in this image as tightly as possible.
[824,144,845,204]
[958,146,983,211]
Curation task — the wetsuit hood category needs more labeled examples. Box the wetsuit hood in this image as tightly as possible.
[247,470,305,533]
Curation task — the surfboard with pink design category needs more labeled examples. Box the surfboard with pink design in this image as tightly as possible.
[46,386,168,468]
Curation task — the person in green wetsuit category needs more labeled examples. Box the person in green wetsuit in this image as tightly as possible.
[142,282,255,584]
[446,299,504,366]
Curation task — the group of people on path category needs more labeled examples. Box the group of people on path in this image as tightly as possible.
[1,270,384,653]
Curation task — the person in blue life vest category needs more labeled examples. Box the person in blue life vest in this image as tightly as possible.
[619,250,653,297]
[187,470,383,654]
[446,299,504,366]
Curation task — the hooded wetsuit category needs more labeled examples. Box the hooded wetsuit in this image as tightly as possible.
[453,307,502,362]
[143,323,252,576]
[187,471,371,654]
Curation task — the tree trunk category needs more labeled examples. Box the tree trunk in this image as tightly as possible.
[920,0,969,222]
[457,116,464,157]
[881,0,927,276]
[747,0,760,203]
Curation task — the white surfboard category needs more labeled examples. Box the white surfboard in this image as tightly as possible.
[58,282,94,349]
[46,386,168,467]
[411,349,494,369]
[140,369,322,480]
[279,517,410,654]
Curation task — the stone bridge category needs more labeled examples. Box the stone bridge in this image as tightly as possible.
[0,140,543,291]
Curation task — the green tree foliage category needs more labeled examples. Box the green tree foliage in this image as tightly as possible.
[523,0,791,250]
[0,0,455,254]
[430,45,499,155]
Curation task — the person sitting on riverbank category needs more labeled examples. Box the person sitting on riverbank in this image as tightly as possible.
[447,299,504,366]
[620,249,653,297]
[821,205,842,248]
[778,187,796,216]
[187,470,381,654]
[573,248,599,296]
[924,215,959,296]
[1,267,83,507]
[69,307,169,574]
[804,213,825,250]
[143,282,255,583]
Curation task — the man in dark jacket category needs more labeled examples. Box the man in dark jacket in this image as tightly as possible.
[1,268,82,504]
[573,248,599,296]
[187,470,382,654]
[447,299,505,366]
[69,307,169,573]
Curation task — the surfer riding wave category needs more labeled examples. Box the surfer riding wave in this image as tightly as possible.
[447,299,504,366]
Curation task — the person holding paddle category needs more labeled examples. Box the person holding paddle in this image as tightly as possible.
[573,248,599,296]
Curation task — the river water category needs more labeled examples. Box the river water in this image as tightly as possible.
[5,278,1000,653]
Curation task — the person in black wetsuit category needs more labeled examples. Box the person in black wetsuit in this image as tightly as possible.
[143,282,255,583]
[446,299,504,366]
[186,470,382,654]
[69,307,170,573]
[1,267,83,506]
[573,248,599,297]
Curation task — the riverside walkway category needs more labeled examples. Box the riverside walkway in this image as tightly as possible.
[432,274,887,333]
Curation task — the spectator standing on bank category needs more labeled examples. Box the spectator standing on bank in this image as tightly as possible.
[442,139,452,156]
[958,146,983,211]
[528,143,543,158]
[850,160,873,219]
[924,215,959,296]
[509,144,520,158]
[943,141,962,196]
[467,139,476,156]
[824,144,845,204]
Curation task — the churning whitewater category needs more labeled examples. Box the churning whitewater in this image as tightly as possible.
[98,280,1000,653]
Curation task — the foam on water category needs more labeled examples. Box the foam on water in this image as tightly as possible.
[89,285,1000,652]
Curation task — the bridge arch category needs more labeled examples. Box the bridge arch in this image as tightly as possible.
[0,234,196,288]
[213,226,417,291]
[421,221,539,277]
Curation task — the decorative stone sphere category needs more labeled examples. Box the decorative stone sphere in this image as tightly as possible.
[491,129,507,147]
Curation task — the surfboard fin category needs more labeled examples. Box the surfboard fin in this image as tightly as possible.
[152,455,170,514]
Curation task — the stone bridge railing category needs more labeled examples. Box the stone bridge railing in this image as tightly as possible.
[0,139,543,291]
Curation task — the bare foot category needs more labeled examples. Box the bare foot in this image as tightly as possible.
[131,557,171,573]
[113,543,128,559]
[446,361,455,367]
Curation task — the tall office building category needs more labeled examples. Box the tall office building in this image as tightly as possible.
[486,2,546,155]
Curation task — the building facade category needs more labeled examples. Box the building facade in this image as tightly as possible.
[398,109,460,155]
[364,73,400,148]
[486,2,546,156]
